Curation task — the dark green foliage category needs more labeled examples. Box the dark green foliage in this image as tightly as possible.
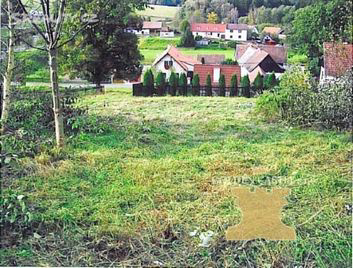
[206,74,212,96]
[227,41,237,49]
[241,75,251,98]
[178,73,187,96]
[143,69,154,96]
[195,35,203,41]
[264,72,277,90]
[256,67,353,130]
[180,19,190,32]
[219,74,226,97]
[230,74,238,97]
[156,72,166,96]
[221,58,237,65]
[253,72,264,93]
[169,72,177,96]
[179,27,195,48]
[192,74,200,96]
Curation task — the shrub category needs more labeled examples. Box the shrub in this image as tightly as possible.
[241,75,251,98]
[255,67,353,130]
[206,74,212,96]
[219,74,226,97]
[178,73,187,96]
[227,40,237,48]
[143,69,154,96]
[230,74,238,97]
[169,72,177,96]
[156,72,166,96]
[253,72,264,94]
[195,35,203,41]
[222,58,237,65]
[192,74,200,96]
[264,72,277,90]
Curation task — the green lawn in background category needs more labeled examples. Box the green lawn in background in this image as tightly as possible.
[2,89,351,267]
[136,4,180,19]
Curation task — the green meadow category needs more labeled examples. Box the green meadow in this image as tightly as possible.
[2,89,351,266]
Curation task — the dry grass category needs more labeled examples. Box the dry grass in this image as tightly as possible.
[1,89,352,267]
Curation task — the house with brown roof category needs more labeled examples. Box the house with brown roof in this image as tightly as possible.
[126,21,163,36]
[236,44,286,83]
[191,23,250,41]
[197,55,225,65]
[194,64,241,86]
[236,44,288,66]
[262,27,286,39]
[152,46,201,81]
[320,42,353,83]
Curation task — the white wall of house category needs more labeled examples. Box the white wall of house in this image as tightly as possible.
[153,55,186,79]
[193,30,246,41]
[160,31,175,38]
[225,29,247,41]
[126,29,150,36]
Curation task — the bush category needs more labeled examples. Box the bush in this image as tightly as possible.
[143,69,154,96]
[230,74,238,97]
[227,40,237,48]
[179,27,195,48]
[195,35,203,41]
[219,74,226,96]
[253,73,264,93]
[192,74,200,96]
[241,75,251,98]
[255,67,353,130]
[169,72,177,96]
[206,74,212,96]
[178,73,187,96]
[156,72,166,96]
[222,58,238,65]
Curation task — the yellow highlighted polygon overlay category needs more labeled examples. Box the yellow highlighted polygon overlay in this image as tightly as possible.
[226,187,296,241]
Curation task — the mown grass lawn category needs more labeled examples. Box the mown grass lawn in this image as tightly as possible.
[136,4,180,19]
[141,48,235,65]
[2,89,352,267]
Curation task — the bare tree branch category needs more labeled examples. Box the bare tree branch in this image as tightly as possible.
[57,21,91,49]
[18,37,47,51]
[52,0,66,47]
[16,0,49,44]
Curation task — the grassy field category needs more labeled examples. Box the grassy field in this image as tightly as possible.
[141,48,235,65]
[1,90,352,266]
[136,4,180,19]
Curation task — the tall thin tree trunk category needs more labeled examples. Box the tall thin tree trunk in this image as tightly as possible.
[1,0,15,134]
[48,47,64,147]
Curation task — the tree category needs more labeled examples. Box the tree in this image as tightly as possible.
[206,74,212,96]
[180,19,190,33]
[1,0,16,134]
[230,74,238,97]
[289,0,352,76]
[178,73,187,96]
[207,12,219,24]
[179,27,195,47]
[241,75,250,98]
[192,74,200,96]
[169,72,177,96]
[156,72,166,96]
[253,72,264,93]
[264,72,277,89]
[143,69,154,96]
[219,74,226,97]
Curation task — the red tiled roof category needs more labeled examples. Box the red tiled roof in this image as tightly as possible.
[191,23,226,33]
[227,24,249,31]
[152,46,200,71]
[143,21,162,29]
[194,64,241,86]
[324,42,353,77]
[236,44,287,64]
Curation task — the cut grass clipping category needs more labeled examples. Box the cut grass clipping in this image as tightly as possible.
[1,89,351,267]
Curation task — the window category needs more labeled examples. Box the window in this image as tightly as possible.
[141,31,144,34]
[164,60,173,69]
[238,35,242,39]
[221,34,225,39]
[213,68,220,83]
[238,30,242,33]
[230,29,233,33]
[230,35,233,39]
[217,33,220,37]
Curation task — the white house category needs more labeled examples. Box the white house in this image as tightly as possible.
[191,23,227,40]
[225,24,248,42]
[151,46,201,81]
[126,21,162,36]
